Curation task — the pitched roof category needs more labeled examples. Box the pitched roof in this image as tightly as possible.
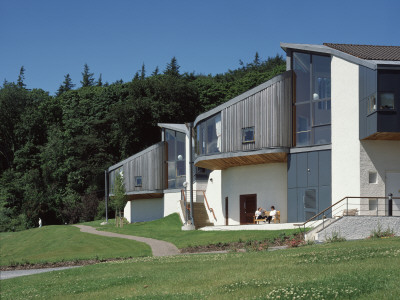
[323,43,400,61]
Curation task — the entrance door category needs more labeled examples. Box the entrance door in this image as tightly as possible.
[240,194,257,224]
[386,173,400,216]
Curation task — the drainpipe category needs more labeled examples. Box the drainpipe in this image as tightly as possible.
[188,122,194,225]
[105,170,108,222]
[388,193,393,216]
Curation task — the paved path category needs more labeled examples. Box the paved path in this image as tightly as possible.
[1,266,80,280]
[73,225,180,257]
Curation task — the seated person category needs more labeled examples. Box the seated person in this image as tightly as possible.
[265,206,277,224]
[254,207,264,220]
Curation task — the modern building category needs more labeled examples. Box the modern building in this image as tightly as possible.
[107,43,400,226]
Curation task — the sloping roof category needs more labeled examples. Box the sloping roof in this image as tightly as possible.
[323,43,400,61]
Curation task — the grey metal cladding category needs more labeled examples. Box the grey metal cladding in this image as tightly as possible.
[109,142,165,194]
[219,71,293,153]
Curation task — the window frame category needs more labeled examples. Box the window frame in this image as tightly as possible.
[242,126,255,143]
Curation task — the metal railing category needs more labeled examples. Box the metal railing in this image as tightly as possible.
[202,190,217,222]
[181,189,216,223]
[297,196,400,234]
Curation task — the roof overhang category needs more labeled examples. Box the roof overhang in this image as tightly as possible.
[158,123,189,135]
[362,132,400,141]
[126,190,164,201]
[194,148,289,170]
[281,42,379,70]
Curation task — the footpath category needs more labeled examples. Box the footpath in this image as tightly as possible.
[73,225,180,257]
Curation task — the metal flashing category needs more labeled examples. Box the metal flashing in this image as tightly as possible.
[289,144,331,154]
[280,42,377,70]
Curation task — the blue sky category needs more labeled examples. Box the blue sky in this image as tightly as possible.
[1,0,399,95]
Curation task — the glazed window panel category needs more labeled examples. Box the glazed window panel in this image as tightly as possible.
[379,92,395,110]
[293,52,311,103]
[296,103,311,146]
[242,127,255,143]
[195,113,221,156]
[313,125,331,145]
[312,55,331,100]
[313,100,331,126]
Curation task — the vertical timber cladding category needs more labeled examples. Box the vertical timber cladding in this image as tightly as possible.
[221,71,292,152]
[121,142,165,193]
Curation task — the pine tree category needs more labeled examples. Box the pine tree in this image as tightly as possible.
[96,73,103,86]
[164,57,180,77]
[253,52,260,67]
[152,66,159,76]
[80,64,95,87]
[140,63,146,80]
[17,66,26,88]
[57,74,75,96]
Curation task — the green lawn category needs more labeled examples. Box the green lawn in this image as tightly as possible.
[84,213,299,248]
[0,225,151,266]
[2,238,400,299]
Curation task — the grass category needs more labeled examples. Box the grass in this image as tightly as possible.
[0,225,151,267]
[2,237,399,299]
[84,213,300,248]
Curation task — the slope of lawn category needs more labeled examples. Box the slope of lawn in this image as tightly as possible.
[0,225,151,267]
[84,213,300,248]
[2,237,399,299]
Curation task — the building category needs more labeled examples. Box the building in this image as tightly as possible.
[107,43,400,226]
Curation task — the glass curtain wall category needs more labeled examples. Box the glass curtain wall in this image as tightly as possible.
[165,129,186,189]
[293,52,331,146]
[195,113,222,156]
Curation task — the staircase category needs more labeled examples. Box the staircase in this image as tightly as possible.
[179,200,214,229]
[192,202,214,229]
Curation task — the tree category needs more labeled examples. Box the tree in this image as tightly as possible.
[152,66,159,76]
[80,64,95,87]
[253,52,260,67]
[140,63,146,80]
[96,74,103,86]
[112,171,127,226]
[164,57,180,77]
[17,66,26,89]
[56,74,75,96]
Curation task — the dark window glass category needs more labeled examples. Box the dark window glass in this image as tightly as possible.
[312,55,331,100]
[194,113,221,156]
[313,100,331,126]
[296,103,311,146]
[135,176,142,187]
[166,130,176,161]
[293,52,331,146]
[242,127,255,143]
[379,92,395,110]
[165,129,186,189]
[313,125,331,145]
[293,52,311,103]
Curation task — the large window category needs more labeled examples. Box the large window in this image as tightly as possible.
[195,113,221,156]
[165,129,186,189]
[293,52,331,146]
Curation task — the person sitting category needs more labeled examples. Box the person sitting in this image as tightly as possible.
[254,207,264,220]
[265,206,277,224]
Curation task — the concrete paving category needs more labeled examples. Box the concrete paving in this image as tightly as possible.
[73,225,180,257]
[199,222,313,231]
[1,266,80,280]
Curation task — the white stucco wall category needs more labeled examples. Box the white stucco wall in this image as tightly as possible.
[360,140,400,215]
[331,57,361,204]
[163,191,182,217]
[124,200,132,222]
[203,170,222,224]
[204,163,287,226]
[124,198,164,223]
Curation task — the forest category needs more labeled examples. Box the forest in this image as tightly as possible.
[0,54,285,231]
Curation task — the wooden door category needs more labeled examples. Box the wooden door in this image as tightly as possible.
[240,194,257,224]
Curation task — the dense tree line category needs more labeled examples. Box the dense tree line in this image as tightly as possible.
[0,54,285,231]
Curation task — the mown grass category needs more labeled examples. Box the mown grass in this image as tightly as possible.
[84,213,299,248]
[2,237,399,299]
[0,225,151,266]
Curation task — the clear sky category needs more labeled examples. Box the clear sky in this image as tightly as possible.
[1,0,399,95]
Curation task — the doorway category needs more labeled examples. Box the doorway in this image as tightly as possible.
[240,194,257,224]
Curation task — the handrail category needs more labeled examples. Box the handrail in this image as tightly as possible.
[298,195,400,229]
[202,190,217,222]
